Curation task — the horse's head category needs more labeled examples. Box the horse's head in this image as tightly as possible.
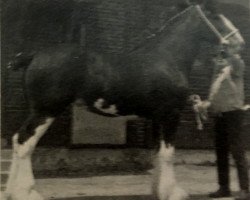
[192,3,245,54]
[184,2,246,128]
[154,2,245,72]
[168,2,245,74]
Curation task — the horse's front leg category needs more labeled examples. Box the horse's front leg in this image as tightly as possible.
[4,114,54,200]
[152,120,188,200]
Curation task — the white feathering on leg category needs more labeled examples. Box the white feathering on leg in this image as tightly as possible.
[4,117,54,200]
[17,118,54,158]
[153,140,188,200]
[4,135,20,199]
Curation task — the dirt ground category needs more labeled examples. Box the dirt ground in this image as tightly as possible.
[2,150,249,199]
[36,165,243,200]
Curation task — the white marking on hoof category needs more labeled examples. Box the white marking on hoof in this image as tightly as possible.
[17,118,54,158]
[242,104,250,111]
[94,98,118,115]
[153,141,188,200]
[12,134,20,153]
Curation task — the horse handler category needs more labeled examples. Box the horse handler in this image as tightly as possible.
[199,44,249,200]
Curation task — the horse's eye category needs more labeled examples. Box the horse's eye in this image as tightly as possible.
[170,6,177,11]
[16,52,22,57]
[220,50,228,58]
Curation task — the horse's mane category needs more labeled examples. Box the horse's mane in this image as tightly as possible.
[125,5,194,56]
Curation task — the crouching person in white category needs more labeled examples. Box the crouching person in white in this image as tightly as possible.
[152,140,188,200]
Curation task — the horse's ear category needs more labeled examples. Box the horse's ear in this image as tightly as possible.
[200,0,218,14]
[190,0,218,13]
[16,52,23,57]
[204,0,218,14]
[175,0,191,11]
[184,0,194,6]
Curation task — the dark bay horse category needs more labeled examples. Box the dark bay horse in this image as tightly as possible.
[5,4,245,200]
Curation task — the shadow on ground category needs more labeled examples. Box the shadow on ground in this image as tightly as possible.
[54,194,212,200]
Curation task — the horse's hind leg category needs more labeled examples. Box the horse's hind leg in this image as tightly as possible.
[4,112,55,200]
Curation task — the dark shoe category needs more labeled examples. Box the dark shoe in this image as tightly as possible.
[209,189,231,198]
[235,190,250,200]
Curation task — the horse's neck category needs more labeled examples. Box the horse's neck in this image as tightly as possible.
[159,15,201,75]
[169,35,199,71]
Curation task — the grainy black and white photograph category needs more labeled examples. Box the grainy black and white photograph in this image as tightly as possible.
[1,0,250,200]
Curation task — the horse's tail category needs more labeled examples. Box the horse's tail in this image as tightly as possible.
[7,52,34,71]
[7,52,34,104]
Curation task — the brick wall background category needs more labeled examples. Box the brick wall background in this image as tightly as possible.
[1,0,250,148]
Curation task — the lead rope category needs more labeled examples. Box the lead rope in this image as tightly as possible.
[190,57,250,130]
[190,94,210,130]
